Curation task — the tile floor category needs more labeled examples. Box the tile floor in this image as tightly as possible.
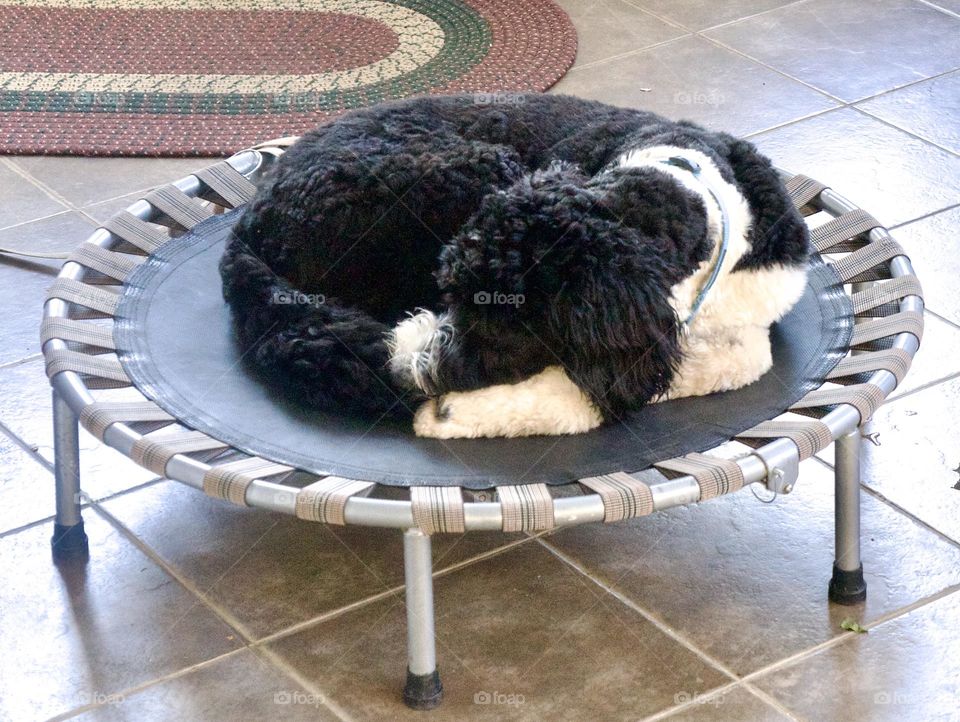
[1,0,959,720]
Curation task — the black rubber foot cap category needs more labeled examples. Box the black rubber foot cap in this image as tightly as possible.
[403,669,443,710]
[51,521,89,562]
[829,563,866,605]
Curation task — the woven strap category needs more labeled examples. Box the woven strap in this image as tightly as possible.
[68,243,140,282]
[498,484,555,532]
[850,310,924,346]
[411,486,466,534]
[851,276,923,316]
[80,401,174,440]
[44,349,128,388]
[831,238,905,284]
[102,211,167,254]
[655,453,744,501]
[46,278,119,316]
[144,185,214,229]
[131,429,230,476]
[203,457,293,506]
[786,175,827,208]
[40,318,115,350]
[295,476,375,524]
[811,209,881,253]
[735,419,833,460]
[791,383,886,423]
[827,348,912,385]
[579,471,654,522]
[194,161,258,208]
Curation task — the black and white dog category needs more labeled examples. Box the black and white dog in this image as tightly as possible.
[220,94,809,438]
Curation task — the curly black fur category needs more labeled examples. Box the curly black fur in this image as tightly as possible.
[220,93,807,422]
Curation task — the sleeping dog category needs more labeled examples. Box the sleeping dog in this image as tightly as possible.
[220,94,809,438]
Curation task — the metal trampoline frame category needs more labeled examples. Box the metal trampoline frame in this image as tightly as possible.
[41,139,924,709]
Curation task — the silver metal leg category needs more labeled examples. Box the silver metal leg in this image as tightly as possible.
[51,389,88,560]
[402,528,443,709]
[829,429,866,604]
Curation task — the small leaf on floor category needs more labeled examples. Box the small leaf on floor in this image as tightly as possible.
[840,618,868,633]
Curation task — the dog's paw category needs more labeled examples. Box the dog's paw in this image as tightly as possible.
[413,395,483,439]
[413,366,603,439]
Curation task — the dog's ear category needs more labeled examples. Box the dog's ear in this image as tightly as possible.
[590,167,712,275]
[540,220,684,418]
[438,167,686,417]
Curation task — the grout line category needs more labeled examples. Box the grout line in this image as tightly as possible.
[253,584,406,648]
[697,33,846,104]
[565,34,693,73]
[925,308,960,332]
[834,582,960,634]
[616,0,691,31]
[0,352,43,370]
[637,679,742,721]
[250,646,356,722]
[255,532,541,647]
[850,105,960,159]
[0,209,74,235]
[917,0,960,18]
[851,65,960,105]
[617,0,690,28]
[888,370,960,403]
[50,531,545,718]
[743,106,841,139]
[811,453,960,551]
[0,468,168,541]
[1,157,79,212]
[888,201,960,230]
[90,503,260,642]
[0,419,55,472]
[742,683,809,721]
[691,0,812,33]
[860,483,960,551]
[0,514,57,540]
[739,583,960,686]
[48,647,250,721]
[639,677,809,722]
[614,0,814,35]
[535,536,742,682]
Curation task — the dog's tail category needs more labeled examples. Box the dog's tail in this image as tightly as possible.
[219,231,418,419]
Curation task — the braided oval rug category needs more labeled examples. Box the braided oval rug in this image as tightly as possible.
[0,0,577,156]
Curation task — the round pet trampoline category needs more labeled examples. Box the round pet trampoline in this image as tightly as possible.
[42,138,924,710]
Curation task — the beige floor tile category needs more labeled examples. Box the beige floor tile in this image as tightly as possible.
[544,459,960,676]
[752,589,960,721]
[0,514,241,721]
[550,35,837,136]
[266,542,731,720]
[707,0,960,101]
[101,479,529,639]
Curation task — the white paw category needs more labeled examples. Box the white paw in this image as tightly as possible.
[413,366,603,439]
[413,395,483,439]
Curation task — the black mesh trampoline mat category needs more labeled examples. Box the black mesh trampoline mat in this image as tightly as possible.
[115,211,853,489]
